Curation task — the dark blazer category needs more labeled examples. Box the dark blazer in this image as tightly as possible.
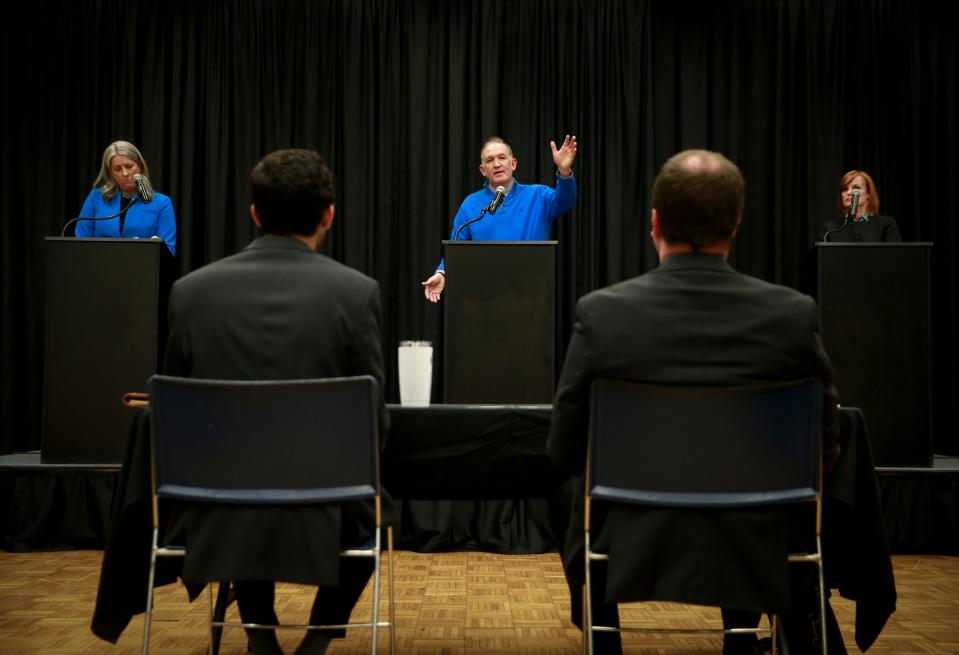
[820,214,902,242]
[549,252,838,474]
[547,252,840,626]
[164,235,385,394]
[162,234,388,629]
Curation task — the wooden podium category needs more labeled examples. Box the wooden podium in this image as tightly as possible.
[41,237,172,463]
[442,240,556,404]
[810,242,933,467]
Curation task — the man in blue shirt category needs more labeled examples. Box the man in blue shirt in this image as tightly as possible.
[422,135,579,302]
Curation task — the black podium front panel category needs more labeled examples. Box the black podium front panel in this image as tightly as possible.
[815,242,933,467]
[443,241,555,404]
[42,238,164,463]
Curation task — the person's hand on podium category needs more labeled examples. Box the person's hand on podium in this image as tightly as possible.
[422,270,445,303]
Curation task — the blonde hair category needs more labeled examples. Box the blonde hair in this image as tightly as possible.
[94,140,154,200]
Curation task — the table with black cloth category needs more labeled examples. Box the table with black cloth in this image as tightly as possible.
[91,404,895,652]
[383,404,563,553]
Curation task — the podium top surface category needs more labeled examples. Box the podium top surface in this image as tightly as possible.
[46,236,166,246]
[813,241,933,248]
[442,240,557,246]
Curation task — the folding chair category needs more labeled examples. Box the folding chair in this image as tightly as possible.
[142,375,394,654]
[584,378,826,655]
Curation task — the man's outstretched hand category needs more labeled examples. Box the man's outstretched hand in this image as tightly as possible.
[551,135,578,177]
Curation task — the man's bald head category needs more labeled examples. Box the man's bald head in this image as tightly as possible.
[652,149,745,250]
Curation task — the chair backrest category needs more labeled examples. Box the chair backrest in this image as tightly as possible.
[148,375,379,504]
[588,378,822,507]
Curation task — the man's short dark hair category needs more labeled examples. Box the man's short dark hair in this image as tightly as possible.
[250,149,337,236]
[652,149,745,250]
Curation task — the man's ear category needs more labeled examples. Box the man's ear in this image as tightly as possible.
[320,204,336,230]
[250,204,262,228]
[731,216,741,237]
[650,208,661,238]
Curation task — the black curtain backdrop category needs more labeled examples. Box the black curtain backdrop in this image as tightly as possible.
[1,0,956,455]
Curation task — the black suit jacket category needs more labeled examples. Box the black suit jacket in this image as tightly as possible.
[549,252,838,474]
[162,234,389,585]
[820,214,902,242]
[547,253,839,617]
[164,235,385,394]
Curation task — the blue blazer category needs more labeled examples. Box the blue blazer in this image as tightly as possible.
[76,188,177,256]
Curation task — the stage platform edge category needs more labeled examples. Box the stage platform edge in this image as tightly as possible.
[2,451,957,554]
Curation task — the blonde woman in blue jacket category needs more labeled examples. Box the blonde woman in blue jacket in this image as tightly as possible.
[76,140,177,256]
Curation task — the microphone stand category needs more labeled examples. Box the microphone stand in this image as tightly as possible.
[61,195,139,237]
[823,194,860,242]
[452,185,505,240]
[822,215,850,243]
[453,207,488,241]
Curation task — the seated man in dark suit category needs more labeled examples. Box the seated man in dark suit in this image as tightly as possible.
[163,148,388,655]
[547,149,839,655]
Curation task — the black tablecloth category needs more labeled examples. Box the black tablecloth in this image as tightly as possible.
[91,404,895,651]
[822,407,897,650]
[383,404,563,553]
[383,404,560,498]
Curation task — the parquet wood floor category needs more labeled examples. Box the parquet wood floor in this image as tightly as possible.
[0,550,956,654]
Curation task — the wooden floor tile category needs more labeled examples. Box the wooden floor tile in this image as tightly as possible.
[0,550,958,653]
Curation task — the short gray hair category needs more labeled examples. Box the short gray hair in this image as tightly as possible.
[479,136,514,163]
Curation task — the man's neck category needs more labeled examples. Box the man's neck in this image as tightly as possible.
[489,179,515,194]
[291,233,319,250]
[262,231,322,251]
[657,241,730,261]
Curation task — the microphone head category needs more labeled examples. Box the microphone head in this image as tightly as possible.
[846,188,860,221]
[133,173,153,202]
[487,186,507,215]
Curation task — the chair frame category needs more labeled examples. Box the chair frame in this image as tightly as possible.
[583,378,827,655]
[141,375,395,655]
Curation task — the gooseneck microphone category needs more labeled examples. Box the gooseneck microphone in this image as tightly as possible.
[823,189,860,242]
[453,186,507,240]
[61,194,139,237]
[134,174,153,203]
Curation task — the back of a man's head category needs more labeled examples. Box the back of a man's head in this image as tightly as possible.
[652,149,745,250]
[250,148,337,236]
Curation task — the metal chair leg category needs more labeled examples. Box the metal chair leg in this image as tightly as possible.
[142,528,159,655]
[816,536,828,655]
[584,531,594,655]
[371,527,381,654]
[387,527,396,655]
